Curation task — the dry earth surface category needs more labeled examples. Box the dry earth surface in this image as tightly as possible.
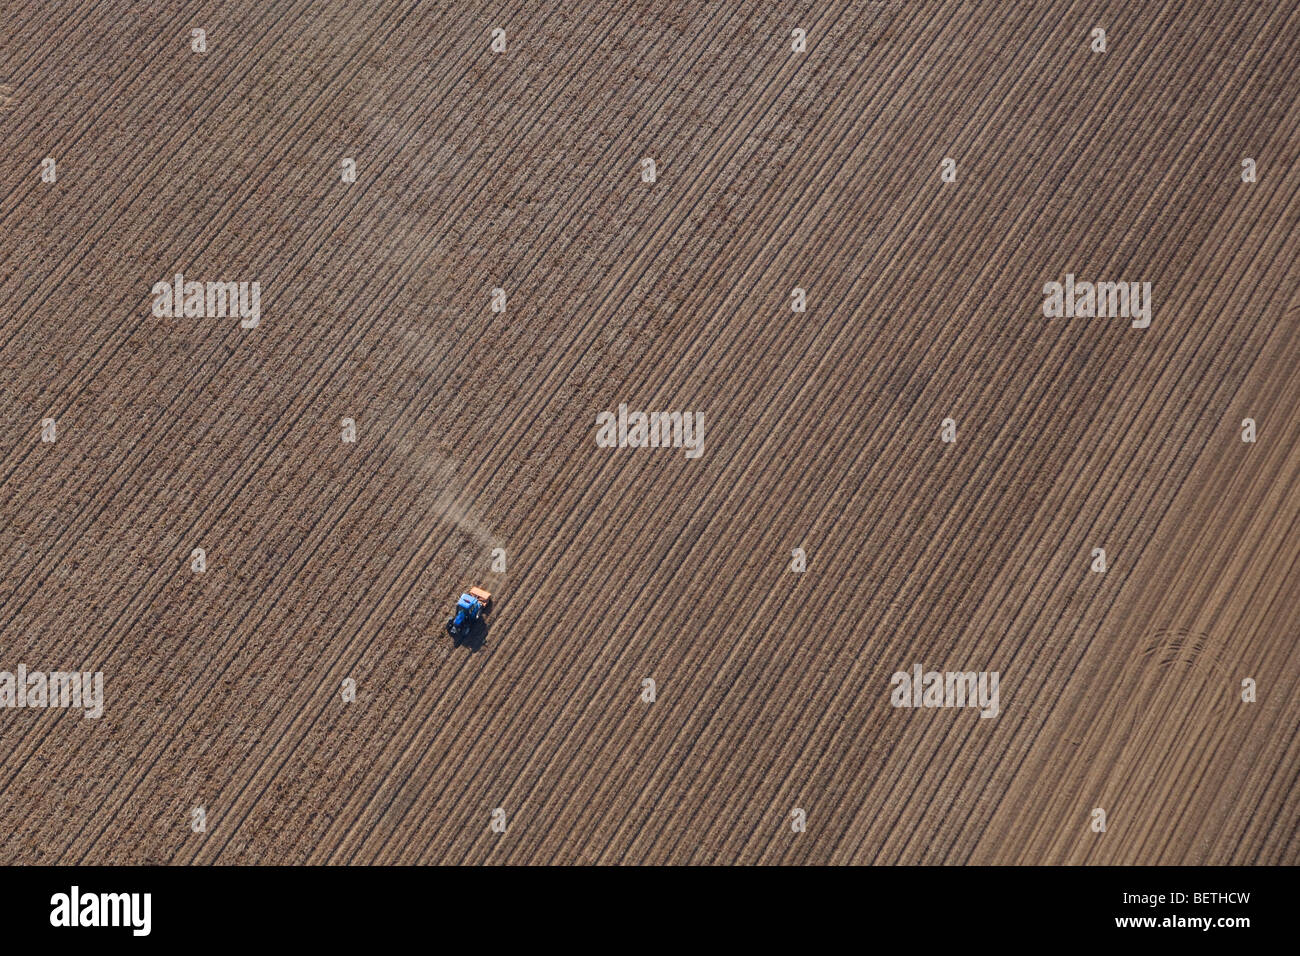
[0,0,1297,864]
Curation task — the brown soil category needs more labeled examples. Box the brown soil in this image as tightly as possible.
[0,0,1296,864]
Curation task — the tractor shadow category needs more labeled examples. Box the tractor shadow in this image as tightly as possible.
[451,615,489,653]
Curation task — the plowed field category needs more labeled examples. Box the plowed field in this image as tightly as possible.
[1,0,1297,864]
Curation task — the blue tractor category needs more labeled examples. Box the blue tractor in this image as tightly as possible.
[446,586,492,641]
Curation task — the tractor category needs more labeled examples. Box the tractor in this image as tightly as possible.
[446,586,492,642]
